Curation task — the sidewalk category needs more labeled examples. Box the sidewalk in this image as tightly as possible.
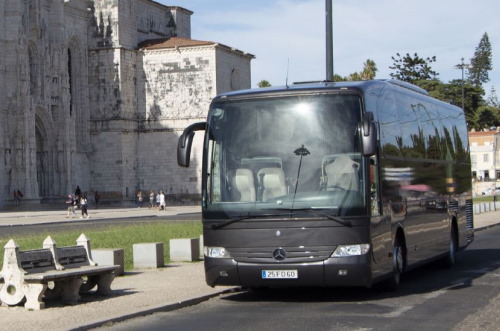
[0,206,499,330]
[0,205,232,331]
[0,204,202,227]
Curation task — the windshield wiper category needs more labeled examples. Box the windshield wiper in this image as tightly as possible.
[305,209,352,227]
[210,213,290,230]
[264,208,352,227]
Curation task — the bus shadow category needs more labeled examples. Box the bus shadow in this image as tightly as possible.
[221,248,500,303]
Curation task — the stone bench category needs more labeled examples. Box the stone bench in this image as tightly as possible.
[0,234,119,310]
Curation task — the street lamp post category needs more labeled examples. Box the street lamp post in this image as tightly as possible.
[325,0,333,81]
[454,57,471,111]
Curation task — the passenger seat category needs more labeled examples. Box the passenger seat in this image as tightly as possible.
[257,168,287,201]
[324,155,359,191]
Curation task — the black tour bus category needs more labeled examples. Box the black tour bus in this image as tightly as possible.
[178,79,474,289]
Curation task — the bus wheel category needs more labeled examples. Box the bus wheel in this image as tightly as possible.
[441,226,457,268]
[385,238,404,291]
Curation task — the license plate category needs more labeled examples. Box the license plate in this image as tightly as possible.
[262,270,298,279]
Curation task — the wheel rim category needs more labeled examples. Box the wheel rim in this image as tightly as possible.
[394,245,404,274]
[449,230,457,263]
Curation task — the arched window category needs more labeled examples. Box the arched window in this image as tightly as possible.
[28,46,38,97]
[230,68,240,91]
[67,48,74,116]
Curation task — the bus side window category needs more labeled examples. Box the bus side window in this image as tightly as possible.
[370,156,381,216]
[378,91,402,157]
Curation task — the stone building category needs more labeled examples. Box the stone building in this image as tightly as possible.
[0,0,254,206]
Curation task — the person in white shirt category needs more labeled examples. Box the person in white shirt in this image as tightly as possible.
[159,190,166,211]
[80,195,90,219]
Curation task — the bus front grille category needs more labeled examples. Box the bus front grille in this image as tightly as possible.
[465,199,473,229]
[229,246,335,263]
[465,199,474,244]
[449,200,459,212]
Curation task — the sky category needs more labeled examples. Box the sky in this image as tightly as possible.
[158,0,500,97]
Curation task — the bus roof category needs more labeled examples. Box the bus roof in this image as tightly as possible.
[214,79,429,101]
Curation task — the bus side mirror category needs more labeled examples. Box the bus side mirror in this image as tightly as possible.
[361,112,377,156]
[177,122,206,167]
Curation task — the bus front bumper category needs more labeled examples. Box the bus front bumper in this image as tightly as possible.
[204,255,372,288]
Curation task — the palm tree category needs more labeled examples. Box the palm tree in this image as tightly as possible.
[257,80,272,88]
[361,59,377,80]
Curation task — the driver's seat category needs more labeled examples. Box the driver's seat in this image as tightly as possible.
[257,168,287,201]
[325,155,359,191]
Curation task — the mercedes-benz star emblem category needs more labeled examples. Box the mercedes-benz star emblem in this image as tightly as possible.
[273,248,286,261]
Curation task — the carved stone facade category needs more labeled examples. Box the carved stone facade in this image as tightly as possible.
[0,0,253,206]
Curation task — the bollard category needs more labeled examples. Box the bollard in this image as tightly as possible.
[133,243,164,268]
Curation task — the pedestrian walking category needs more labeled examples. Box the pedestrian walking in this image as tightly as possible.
[159,190,166,211]
[66,194,76,218]
[149,190,155,208]
[156,191,161,209]
[74,186,81,209]
[94,191,101,208]
[13,190,21,206]
[80,195,90,219]
[136,190,144,208]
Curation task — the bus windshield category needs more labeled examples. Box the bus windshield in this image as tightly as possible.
[204,92,367,217]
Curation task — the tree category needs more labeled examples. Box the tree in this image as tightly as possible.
[389,52,438,83]
[333,59,377,81]
[360,59,378,80]
[414,79,485,128]
[412,79,445,100]
[346,72,361,81]
[333,74,346,82]
[475,106,499,130]
[257,80,271,88]
[440,80,484,117]
[488,86,499,107]
[468,32,492,87]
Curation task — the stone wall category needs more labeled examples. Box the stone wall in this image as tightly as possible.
[137,43,253,199]
[89,0,181,50]
[216,47,254,93]
[168,7,192,39]
[0,0,6,203]
[137,45,215,198]
[142,47,215,121]
[0,0,253,206]
[0,0,91,203]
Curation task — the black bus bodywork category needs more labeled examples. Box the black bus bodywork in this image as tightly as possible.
[178,80,474,289]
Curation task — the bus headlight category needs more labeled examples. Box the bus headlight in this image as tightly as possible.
[204,246,231,258]
[332,244,370,257]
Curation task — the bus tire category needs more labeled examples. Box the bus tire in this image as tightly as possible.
[441,225,457,268]
[385,237,404,291]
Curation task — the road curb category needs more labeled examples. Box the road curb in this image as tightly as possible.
[0,215,161,228]
[70,287,242,331]
[476,222,500,231]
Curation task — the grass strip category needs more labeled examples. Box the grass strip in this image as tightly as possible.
[0,222,202,271]
[473,196,497,203]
